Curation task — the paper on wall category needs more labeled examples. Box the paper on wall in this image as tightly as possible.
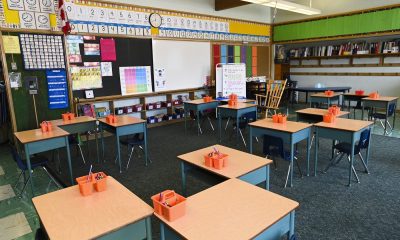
[101,62,113,77]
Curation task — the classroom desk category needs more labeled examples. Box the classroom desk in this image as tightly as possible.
[32,177,153,240]
[296,108,349,123]
[342,93,369,118]
[50,116,99,162]
[249,119,312,187]
[14,127,72,195]
[310,93,341,108]
[217,103,257,144]
[288,86,351,104]
[156,178,299,240]
[98,115,147,173]
[314,118,373,186]
[216,98,256,104]
[361,96,398,135]
[178,144,273,195]
[184,99,219,135]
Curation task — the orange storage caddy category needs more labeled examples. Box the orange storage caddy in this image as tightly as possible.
[93,172,107,192]
[228,99,237,107]
[323,114,336,123]
[76,175,94,196]
[328,105,340,115]
[369,92,379,99]
[62,112,75,121]
[106,115,117,123]
[40,121,52,133]
[324,90,334,96]
[278,114,287,124]
[203,96,212,102]
[272,114,279,123]
[355,90,365,95]
[151,190,186,221]
[204,152,228,169]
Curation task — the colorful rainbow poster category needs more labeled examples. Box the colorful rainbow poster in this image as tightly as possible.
[119,66,153,95]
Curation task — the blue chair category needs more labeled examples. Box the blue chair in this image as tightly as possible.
[263,135,303,188]
[118,133,151,169]
[369,103,395,135]
[232,111,257,147]
[10,145,61,197]
[323,128,371,183]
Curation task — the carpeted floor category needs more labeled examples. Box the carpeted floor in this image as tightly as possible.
[46,119,400,240]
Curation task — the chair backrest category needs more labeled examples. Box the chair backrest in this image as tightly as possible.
[388,103,396,116]
[263,135,285,159]
[266,80,287,109]
[9,145,26,170]
[356,128,371,152]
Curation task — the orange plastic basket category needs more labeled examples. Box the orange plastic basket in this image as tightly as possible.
[151,190,186,221]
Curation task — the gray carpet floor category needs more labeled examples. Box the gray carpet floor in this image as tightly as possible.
[48,120,400,240]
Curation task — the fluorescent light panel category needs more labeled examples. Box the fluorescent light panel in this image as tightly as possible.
[243,0,321,15]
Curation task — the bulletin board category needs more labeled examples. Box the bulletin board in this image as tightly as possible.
[69,35,153,99]
[152,39,211,92]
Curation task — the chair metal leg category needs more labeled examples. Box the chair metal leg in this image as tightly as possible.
[77,144,86,165]
[284,164,291,188]
[138,145,151,164]
[295,159,303,178]
[358,152,370,174]
[18,175,31,198]
[126,146,135,170]
[255,137,259,143]
[207,117,215,131]
[334,152,345,165]
[239,129,246,147]
[347,156,360,183]
[323,152,341,173]
[14,171,24,189]
[224,117,230,131]
[198,123,203,135]
[42,166,62,188]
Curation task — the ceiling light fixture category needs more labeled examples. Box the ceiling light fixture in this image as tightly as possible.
[242,0,321,15]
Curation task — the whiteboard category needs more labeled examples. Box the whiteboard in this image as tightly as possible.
[152,40,211,92]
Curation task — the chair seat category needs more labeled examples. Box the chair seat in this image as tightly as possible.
[370,113,387,119]
[334,142,360,155]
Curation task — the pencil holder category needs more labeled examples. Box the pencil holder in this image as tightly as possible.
[323,114,336,123]
[355,90,365,95]
[204,153,214,167]
[278,114,287,124]
[229,93,238,100]
[228,99,237,107]
[68,113,75,120]
[329,105,340,115]
[62,113,70,121]
[106,115,117,123]
[272,114,279,123]
[46,122,52,131]
[93,172,107,192]
[369,92,379,99]
[151,190,186,221]
[76,175,94,196]
[212,153,228,169]
[324,90,334,96]
[40,122,48,133]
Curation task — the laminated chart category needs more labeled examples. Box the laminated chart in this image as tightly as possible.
[71,66,102,90]
[119,66,152,95]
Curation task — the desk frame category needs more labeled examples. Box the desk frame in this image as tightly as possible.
[99,121,148,173]
[314,124,373,186]
[217,105,257,144]
[362,98,397,135]
[184,101,219,135]
[249,126,311,187]
[310,95,340,108]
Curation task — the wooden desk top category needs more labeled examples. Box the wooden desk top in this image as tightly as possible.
[342,93,369,97]
[185,99,219,105]
[314,118,373,132]
[98,115,146,127]
[50,116,96,126]
[32,177,153,240]
[249,118,312,133]
[178,145,272,179]
[155,179,299,240]
[14,127,69,144]
[310,93,341,98]
[296,108,349,117]
[362,96,399,102]
[218,103,257,110]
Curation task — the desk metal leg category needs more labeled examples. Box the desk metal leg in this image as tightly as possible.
[249,127,253,153]
[24,145,34,196]
[65,137,73,185]
[160,223,166,240]
[116,129,122,173]
[144,124,148,166]
[289,211,295,239]
[95,123,100,163]
[236,115,239,146]
[181,161,186,196]
[100,124,105,160]
[289,143,294,187]
[314,129,319,176]
[265,165,270,190]
[393,103,397,131]
[197,110,200,136]
[348,137,355,186]
[145,217,152,240]
[366,127,372,167]
[184,108,187,134]
[306,131,311,176]
[218,110,222,142]
[362,106,365,120]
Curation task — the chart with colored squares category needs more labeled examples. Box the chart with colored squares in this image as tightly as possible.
[119,66,153,95]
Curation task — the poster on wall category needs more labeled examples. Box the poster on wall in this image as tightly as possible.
[46,69,69,109]
[101,62,113,76]
[154,68,166,90]
[119,66,152,95]
[71,66,102,90]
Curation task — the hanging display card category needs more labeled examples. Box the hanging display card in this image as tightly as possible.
[19,33,65,70]
[46,69,69,109]
[100,38,116,61]
[119,66,152,95]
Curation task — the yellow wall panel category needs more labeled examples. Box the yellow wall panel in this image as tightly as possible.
[229,21,270,36]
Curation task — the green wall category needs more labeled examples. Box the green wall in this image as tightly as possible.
[274,7,400,42]
[5,32,69,131]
